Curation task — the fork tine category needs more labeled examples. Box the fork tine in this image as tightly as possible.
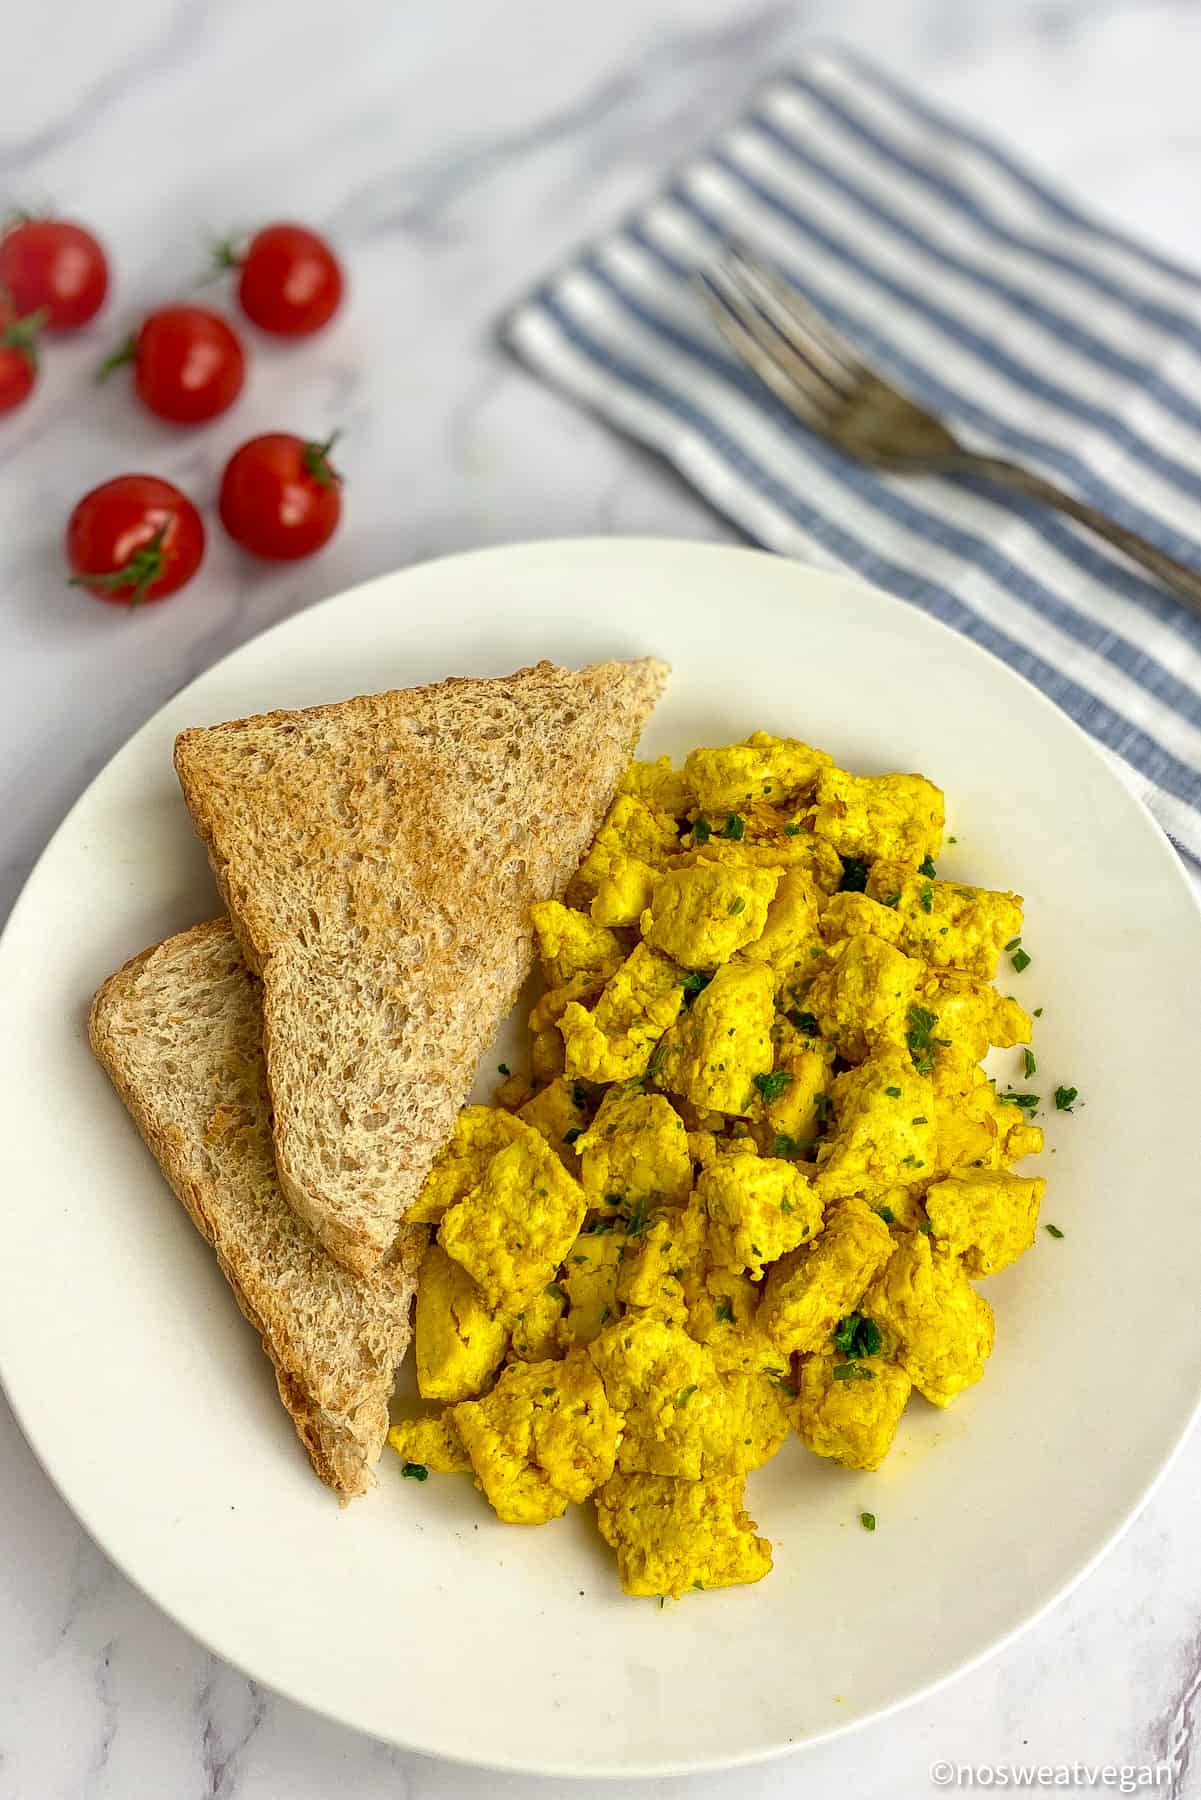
[722,248,861,392]
[694,272,825,430]
[700,263,848,418]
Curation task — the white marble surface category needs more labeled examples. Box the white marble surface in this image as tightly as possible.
[4,1,1201,1795]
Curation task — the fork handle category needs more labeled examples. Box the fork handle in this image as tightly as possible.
[946,453,1201,611]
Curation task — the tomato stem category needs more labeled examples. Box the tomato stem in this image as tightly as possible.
[303,430,343,489]
[95,334,136,384]
[68,520,169,606]
[1,207,38,233]
[0,305,47,370]
[206,234,247,281]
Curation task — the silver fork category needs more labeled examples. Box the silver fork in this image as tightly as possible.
[697,248,1201,611]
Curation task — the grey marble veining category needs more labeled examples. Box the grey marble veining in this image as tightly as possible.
[4,1,1201,1795]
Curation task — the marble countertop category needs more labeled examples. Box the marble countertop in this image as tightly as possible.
[4,2,1201,1795]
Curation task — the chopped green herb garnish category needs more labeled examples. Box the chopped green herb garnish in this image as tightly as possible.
[1045,1223,1065,1239]
[884,1085,902,1098]
[905,1004,947,1076]
[753,1069,793,1103]
[625,1194,656,1238]
[728,895,747,915]
[1022,1048,1037,1078]
[563,1127,583,1145]
[832,1363,876,1383]
[401,1462,429,1482]
[582,1216,617,1235]
[882,892,901,908]
[814,1091,834,1128]
[772,1133,802,1159]
[790,1010,820,1038]
[785,822,802,836]
[1033,1007,1043,1018]
[876,1205,895,1224]
[682,970,712,1003]
[911,1115,928,1125]
[1004,936,1022,953]
[832,1313,882,1360]
[900,1154,924,1168]
[715,1297,735,1324]
[1011,948,1032,973]
[1054,1086,1078,1112]
[918,884,934,913]
[545,1281,566,1303]
[692,816,712,844]
[919,855,937,878]
[1001,1092,1040,1112]
[722,813,746,841]
[839,856,869,893]
[948,835,958,844]
[918,1218,933,1235]
[644,1040,668,1083]
[780,1196,795,1214]
[692,1578,705,1591]
[676,1384,698,1408]
[497,1063,511,1077]
[860,1511,877,1532]
[571,1082,589,1108]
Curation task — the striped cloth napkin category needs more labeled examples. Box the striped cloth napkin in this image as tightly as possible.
[505,46,1201,863]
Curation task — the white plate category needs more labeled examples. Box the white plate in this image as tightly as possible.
[2,538,1200,1779]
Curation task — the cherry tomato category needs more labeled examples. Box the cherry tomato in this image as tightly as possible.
[66,474,205,605]
[0,302,45,414]
[215,223,343,336]
[219,432,342,560]
[0,216,108,331]
[99,306,245,423]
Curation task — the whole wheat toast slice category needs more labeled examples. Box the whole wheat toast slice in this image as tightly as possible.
[89,920,425,1501]
[174,657,668,1275]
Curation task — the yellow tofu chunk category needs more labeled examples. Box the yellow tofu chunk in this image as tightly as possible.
[576,1087,692,1215]
[922,973,1031,1073]
[714,1369,794,1474]
[589,1315,728,1480]
[618,754,695,818]
[508,1285,567,1362]
[751,1038,835,1160]
[387,1411,473,1474]
[559,942,685,1084]
[698,1156,823,1280]
[932,1068,1044,1175]
[924,1170,1045,1276]
[454,1350,622,1525]
[559,1222,626,1345]
[595,1472,773,1598]
[805,934,925,1063]
[862,1232,994,1408]
[591,855,661,928]
[654,961,775,1115]
[795,1351,912,1470]
[415,1243,509,1403]
[518,1076,587,1171]
[684,734,831,813]
[687,1268,784,1374]
[818,890,903,947]
[737,866,823,988]
[438,1134,587,1314]
[616,1198,708,1322]
[759,1197,894,1355]
[408,1104,534,1225]
[811,767,944,866]
[866,861,1023,980]
[815,1049,937,1200]
[640,862,779,969]
[529,899,625,989]
[568,793,681,907]
[528,973,606,1035]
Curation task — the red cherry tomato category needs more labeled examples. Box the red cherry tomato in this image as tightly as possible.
[216,223,343,336]
[66,474,205,605]
[0,216,109,331]
[99,306,245,423]
[219,432,343,560]
[0,301,45,414]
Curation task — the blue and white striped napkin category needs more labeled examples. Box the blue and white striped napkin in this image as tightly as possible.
[505,47,1201,863]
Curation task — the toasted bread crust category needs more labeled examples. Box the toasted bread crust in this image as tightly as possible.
[174,658,668,1273]
[89,921,425,1501]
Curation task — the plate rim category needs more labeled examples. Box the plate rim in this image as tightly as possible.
[3,534,1200,1778]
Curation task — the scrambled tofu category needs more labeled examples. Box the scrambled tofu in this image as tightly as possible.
[795,1352,912,1470]
[454,1350,622,1525]
[596,1472,772,1598]
[759,1197,895,1355]
[815,1048,937,1200]
[398,729,1054,1602]
[415,1243,509,1402]
[862,1232,995,1407]
[654,961,775,1114]
[641,862,779,969]
[924,1170,1045,1276]
[866,862,1023,980]
[698,1156,823,1280]
[438,1135,587,1314]
[559,942,685,1083]
[806,934,924,1062]
[387,1411,472,1473]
